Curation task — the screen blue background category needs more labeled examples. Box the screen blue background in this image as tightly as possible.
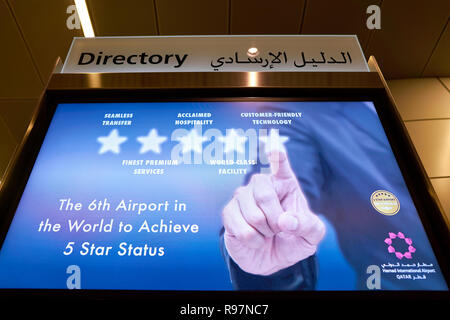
[0,101,443,290]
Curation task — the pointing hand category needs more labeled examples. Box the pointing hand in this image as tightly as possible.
[222,151,326,275]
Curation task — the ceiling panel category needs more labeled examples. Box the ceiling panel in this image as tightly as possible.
[155,0,228,35]
[0,0,43,99]
[230,0,304,35]
[439,77,450,91]
[8,0,82,83]
[366,0,450,79]
[422,20,450,77]
[388,78,450,121]
[405,119,450,178]
[0,99,37,141]
[430,178,450,221]
[87,0,158,36]
[301,0,379,50]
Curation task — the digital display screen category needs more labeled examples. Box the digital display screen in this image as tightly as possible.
[0,101,447,291]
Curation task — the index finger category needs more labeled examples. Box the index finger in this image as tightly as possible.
[268,150,295,179]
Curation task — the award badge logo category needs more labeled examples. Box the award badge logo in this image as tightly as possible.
[370,190,400,216]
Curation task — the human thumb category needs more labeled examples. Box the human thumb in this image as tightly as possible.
[278,211,299,233]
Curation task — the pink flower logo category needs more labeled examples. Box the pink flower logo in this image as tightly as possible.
[384,232,416,259]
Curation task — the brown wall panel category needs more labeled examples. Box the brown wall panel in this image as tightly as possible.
[423,20,450,77]
[366,0,450,79]
[0,99,37,141]
[301,0,379,50]
[231,0,304,34]
[0,0,43,98]
[155,0,228,35]
[87,0,158,36]
[8,0,82,83]
[0,114,16,181]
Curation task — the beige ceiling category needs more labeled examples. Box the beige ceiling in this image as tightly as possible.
[0,0,448,183]
[0,0,448,217]
[0,0,449,100]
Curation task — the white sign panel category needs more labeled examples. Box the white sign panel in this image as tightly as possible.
[62,35,369,73]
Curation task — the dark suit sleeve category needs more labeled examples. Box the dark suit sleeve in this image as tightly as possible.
[220,227,318,290]
[219,105,327,290]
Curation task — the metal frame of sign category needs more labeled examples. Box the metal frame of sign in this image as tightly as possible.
[61,35,369,73]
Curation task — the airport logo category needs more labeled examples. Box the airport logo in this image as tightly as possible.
[370,190,400,215]
[384,232,416,260]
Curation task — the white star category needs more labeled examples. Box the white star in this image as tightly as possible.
[218,129,248,153]
[175,129,208,154]
[259,129,289,153]
[137,129,167,154]
[97,129,127,154]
